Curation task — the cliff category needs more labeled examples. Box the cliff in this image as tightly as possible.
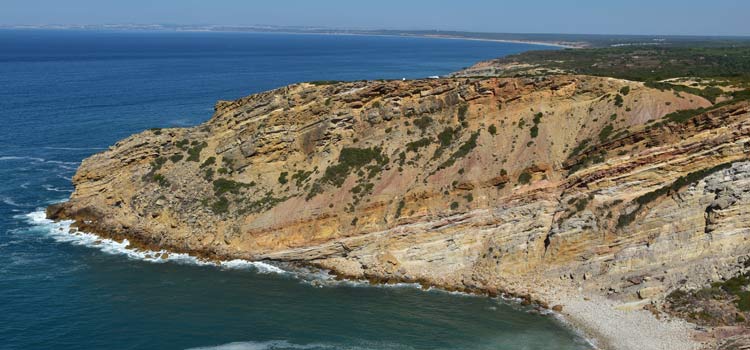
[48,75,750,347]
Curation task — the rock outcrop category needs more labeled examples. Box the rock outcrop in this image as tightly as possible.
[49,75,750,319]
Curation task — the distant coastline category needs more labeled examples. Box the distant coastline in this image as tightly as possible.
[0,24,582,49]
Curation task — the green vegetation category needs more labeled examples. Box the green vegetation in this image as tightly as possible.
[212,178,254,196]
[667,272,750,325]
[413,116,433,133]
[151,173,169,187]
[395,199,406,218]
[568,139,591,158]
[149,128,163,135]
[307,147,388,200]
[457,103,469,122]
[715,274,750,311]
[406,137,431,152]
[278,171,288,185]
[488,124,497,135]
[437,131,480,170]
[291,170,313,187]
[186,141,207,162]
[203,168,214,181]
[613,94,624,107]
[210,196,229,214]
[432,127,459,159]
[492,46,750,82]
[598,124,614,143]
[237,191,288,215]
[619,86,630,96]
[518,171,532,184]
[169,154,183,163]
[662,89,750,124]
[450,202,459,210]
[200,156,216,168]
[645,81,724,103]
[308,80,341,85]
[175,139,190,150]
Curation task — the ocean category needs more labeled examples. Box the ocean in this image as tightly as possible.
[0,29,591,350]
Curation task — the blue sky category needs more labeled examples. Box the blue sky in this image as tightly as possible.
[2,0,748,36]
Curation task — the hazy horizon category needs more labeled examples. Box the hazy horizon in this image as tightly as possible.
[2,0,749,37]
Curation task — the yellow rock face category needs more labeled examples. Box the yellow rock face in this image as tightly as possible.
[49,75,750,302]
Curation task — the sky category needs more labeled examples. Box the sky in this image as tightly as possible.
[2,0,748,36]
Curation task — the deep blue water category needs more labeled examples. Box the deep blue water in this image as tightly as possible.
[0,30,589,350]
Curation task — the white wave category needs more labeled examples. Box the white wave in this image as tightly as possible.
[1,196,25,207]
[185,340,414,350]
[22,210,287,275]
[186,340,330,350]
[45,160,80,165]
[0,156,45,162]
[42,184,73,193]
[0,155,79,167]
[42,146,106,151]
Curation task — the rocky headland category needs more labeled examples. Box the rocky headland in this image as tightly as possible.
[48,71,750,349]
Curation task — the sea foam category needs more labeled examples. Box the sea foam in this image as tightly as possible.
[23,210,286,274]
[185,340,415,350]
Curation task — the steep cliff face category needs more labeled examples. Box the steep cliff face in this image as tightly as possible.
[49,75,749,305]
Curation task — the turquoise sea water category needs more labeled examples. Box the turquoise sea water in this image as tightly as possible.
[0,30,591,350]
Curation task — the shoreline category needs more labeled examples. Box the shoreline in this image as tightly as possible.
[0,26,581,49]
[38,206,705,350]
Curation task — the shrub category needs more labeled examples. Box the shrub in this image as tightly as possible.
[176,139,190,150]
[212,178,252,196]
[457,103,469,121]
[518,172,532,184]
[291,170,313,187]
[614,94,624,107]
[413,116,433,133]
[210,196,229,214]
[488,124,497,135]
[438,131,480,170]
[200,156,216,168]
[599,124,614,143]
[619,86,630,96]
[203,168,214,181]
[169,154,183,163]
[152,173,169,187]
[530,125,539,138]
[568,139,591,158]
[450,202,459,210]
[406,138,431,152]
[278,171,288,185]
[187,141,207,162]
[314,147,387,191]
